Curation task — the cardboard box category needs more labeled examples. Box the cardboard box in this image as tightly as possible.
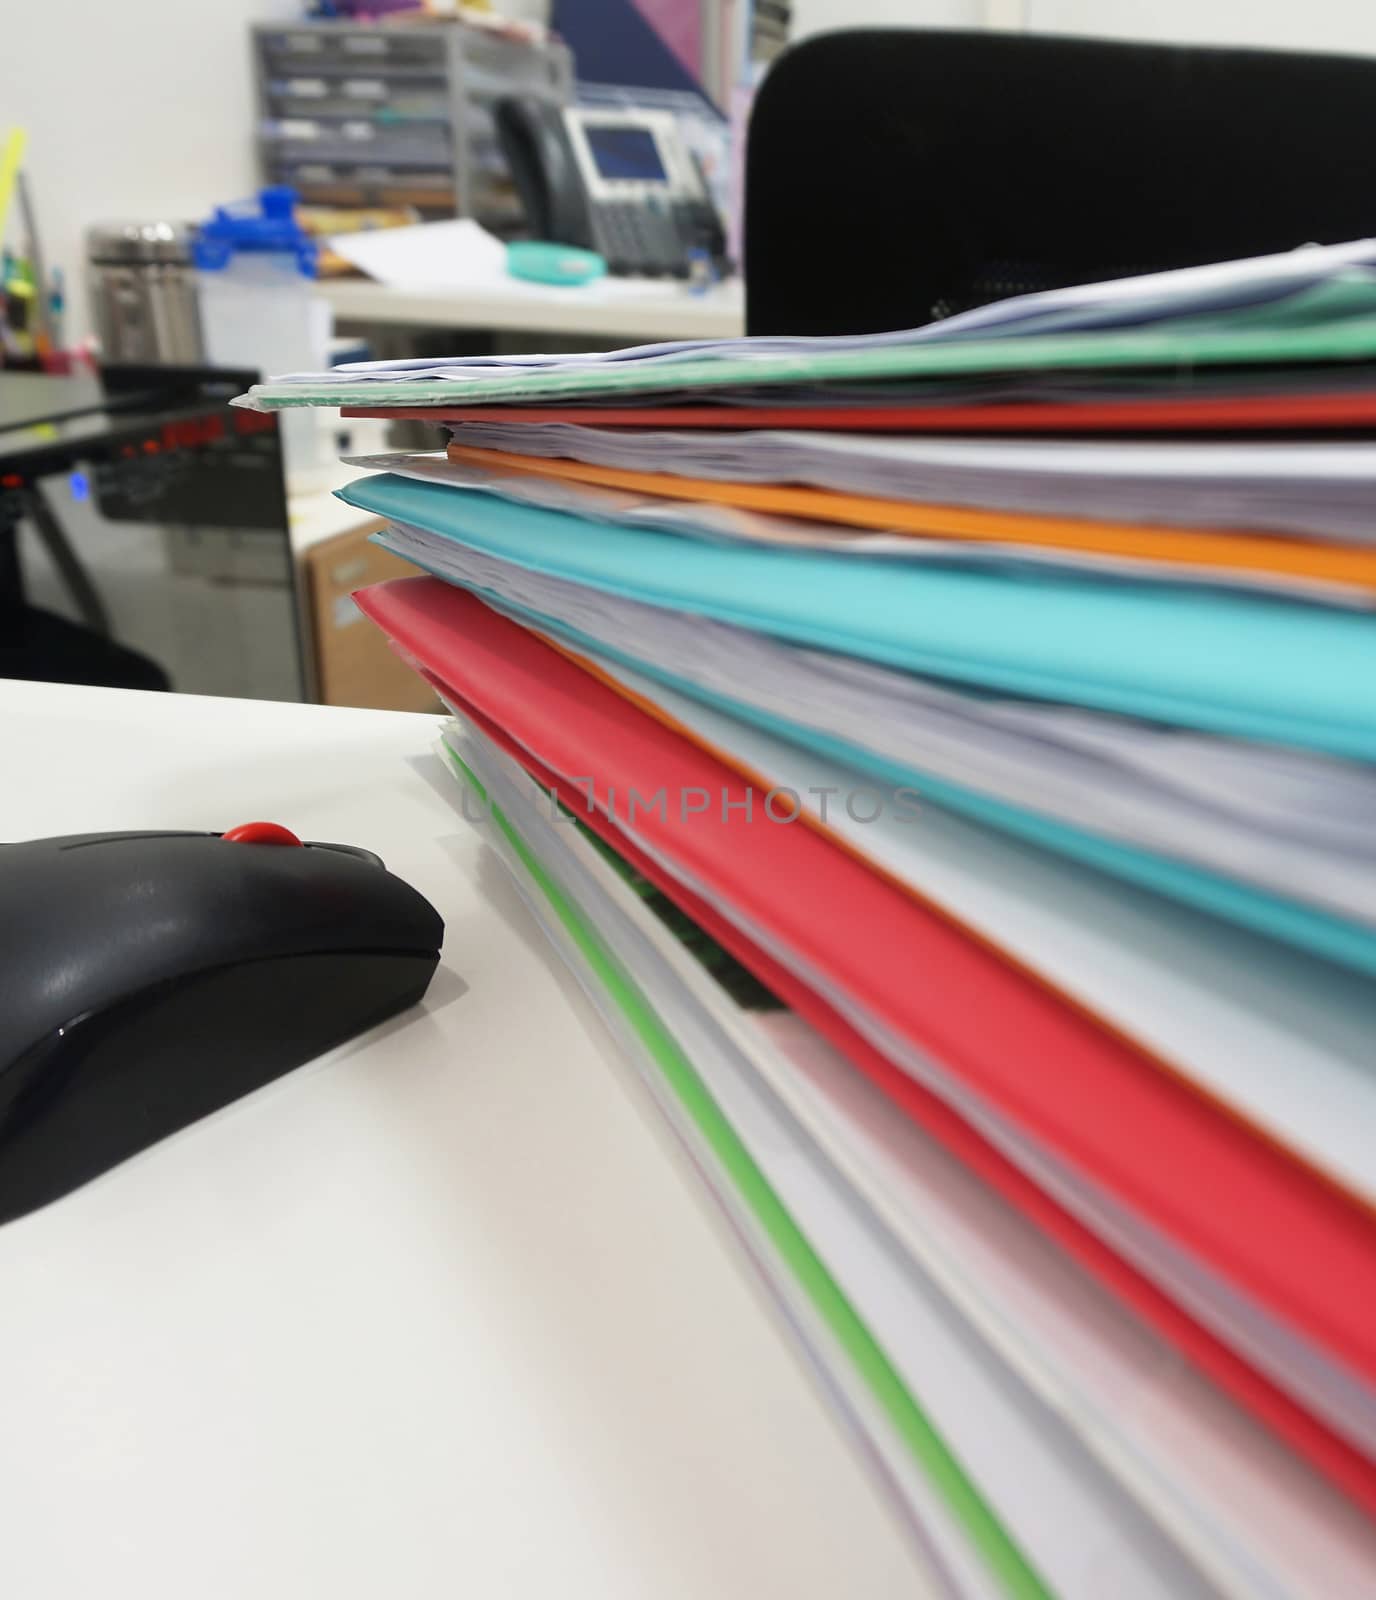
[301,518,442,711]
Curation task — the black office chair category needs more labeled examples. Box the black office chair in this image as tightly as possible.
[744,29,1376,336]
[0,493,170,691]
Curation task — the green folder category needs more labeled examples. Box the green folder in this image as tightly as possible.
[243,285,1376,411]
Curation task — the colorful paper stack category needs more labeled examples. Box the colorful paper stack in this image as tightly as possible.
[238,242,1376,1598]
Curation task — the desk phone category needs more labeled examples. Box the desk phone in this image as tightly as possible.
[496,100,727,280]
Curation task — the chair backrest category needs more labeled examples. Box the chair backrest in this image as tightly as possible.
[743,29,1376,335]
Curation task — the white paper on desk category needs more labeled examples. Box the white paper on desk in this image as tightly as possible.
[376,525,1376,929]
[323,218,684,302]
[451,727,1226,1600]
[456,723,1376,1600]
[326,218,510,290]
[348,451,1369,606]
[444,421,1376,543]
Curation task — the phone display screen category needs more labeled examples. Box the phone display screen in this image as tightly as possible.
[584,124,667,182]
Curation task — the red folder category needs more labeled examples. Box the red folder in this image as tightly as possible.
[356,575,1376,1511]
[342,388,1376,433]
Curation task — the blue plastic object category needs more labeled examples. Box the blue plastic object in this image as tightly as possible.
[193,187,318,276]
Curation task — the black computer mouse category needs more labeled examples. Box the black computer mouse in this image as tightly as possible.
[0,824,445,1225]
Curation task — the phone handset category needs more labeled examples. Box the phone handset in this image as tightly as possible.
[495,98,596,251]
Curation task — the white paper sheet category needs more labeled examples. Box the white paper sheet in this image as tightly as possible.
[442,421,1376,542]
[327,218,510,289]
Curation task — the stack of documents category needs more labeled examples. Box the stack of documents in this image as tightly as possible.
[238,241,1376,1597]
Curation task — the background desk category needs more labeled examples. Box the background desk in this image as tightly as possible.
[0,679,928,1600]
[321,274,745,343]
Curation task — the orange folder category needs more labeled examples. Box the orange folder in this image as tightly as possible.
[443,441,1376,600]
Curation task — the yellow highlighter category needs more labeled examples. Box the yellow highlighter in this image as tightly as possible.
[0,128,27,247]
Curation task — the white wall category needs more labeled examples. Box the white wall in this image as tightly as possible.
[790,0,983,42]
[790,0,1376,54]
[0,0,299,343]
[1024,0,1376,55]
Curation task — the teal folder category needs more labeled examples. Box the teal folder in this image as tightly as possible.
[336,472,1376,762]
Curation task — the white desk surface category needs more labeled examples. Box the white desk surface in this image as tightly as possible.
[321,274,745,343]
[0,680,928,1600]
